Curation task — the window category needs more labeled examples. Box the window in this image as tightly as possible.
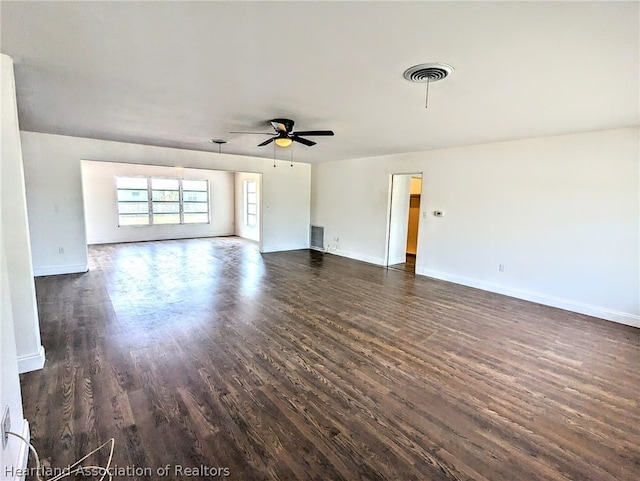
[116,176,209,226]
[245,180,257,226]
[182,179,209,224]
[117,176,150,226]
[151,178,180,225]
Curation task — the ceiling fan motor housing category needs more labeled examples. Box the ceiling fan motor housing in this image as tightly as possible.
[271,118,295,132]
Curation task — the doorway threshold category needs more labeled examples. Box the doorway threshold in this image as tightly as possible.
[387,254,416,274]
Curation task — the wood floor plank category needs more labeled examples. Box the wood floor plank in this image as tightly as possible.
[20,237,640,480]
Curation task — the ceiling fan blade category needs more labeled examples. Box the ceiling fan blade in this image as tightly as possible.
[229,131,273,135]
[258,137,276,147]
[292,136,316,147]
[292,130,334,136]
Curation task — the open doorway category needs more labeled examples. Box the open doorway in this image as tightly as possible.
[234,172,263,251]
[386,173,422,273]
[80,160,263,252]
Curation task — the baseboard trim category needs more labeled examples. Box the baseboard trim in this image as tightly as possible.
[388,256,406,266]
[33,263,88,277]
[329,248,385,266]
[416,268,640,328]
[16,420,30,481]
[87,232,235,246]
[17,345,45,373]
[262,243,309,253]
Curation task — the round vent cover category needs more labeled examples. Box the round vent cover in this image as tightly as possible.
[403,63,454,83]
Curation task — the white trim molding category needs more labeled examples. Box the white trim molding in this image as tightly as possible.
[17,345,45,373]
[417,268,640,328]
[329,248,385,267]
[261,243,309,253]
[16,420,30,481]
[33,263,88,277]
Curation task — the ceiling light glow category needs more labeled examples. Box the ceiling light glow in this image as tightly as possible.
[275,137,293,148]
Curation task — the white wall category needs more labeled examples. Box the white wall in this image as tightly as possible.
[20,132,311,276]
[387,175,411,265]
[1,55,44,374]
[311,127,640,327]
[0,236,30,481]
[234,172,261,242]
[1,53,33,481]
[82,161,235,244]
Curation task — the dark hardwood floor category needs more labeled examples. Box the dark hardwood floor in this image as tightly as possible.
[388,254,416,274]
[21,237,639,480]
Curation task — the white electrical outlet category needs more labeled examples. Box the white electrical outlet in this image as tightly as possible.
[2,406,10,449]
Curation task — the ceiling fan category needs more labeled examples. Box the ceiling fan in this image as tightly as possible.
[230,118,334,147]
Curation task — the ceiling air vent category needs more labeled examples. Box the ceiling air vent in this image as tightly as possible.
[403,63,454,83]
[403,63,454,108]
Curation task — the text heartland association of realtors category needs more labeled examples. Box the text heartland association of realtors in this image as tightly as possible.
[5,464,231,478]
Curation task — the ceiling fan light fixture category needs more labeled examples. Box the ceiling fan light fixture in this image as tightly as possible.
[275,137,293,148]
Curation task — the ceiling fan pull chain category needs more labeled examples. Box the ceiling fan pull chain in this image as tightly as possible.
[425,77,430,109]
[273,142,276,168]
[290,144,294,167]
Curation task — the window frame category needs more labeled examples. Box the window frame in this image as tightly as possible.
[245,180,258,227]
[181,179,211,225]
[116,175,210,227]
[116,176,151,226]
[151,177,181,225]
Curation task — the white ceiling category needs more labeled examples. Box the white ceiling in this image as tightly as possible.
[1,1,638,163]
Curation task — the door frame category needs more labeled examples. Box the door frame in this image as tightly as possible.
[384,172,423,268]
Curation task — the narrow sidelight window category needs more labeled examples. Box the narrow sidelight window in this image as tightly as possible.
[245,180,257,226]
